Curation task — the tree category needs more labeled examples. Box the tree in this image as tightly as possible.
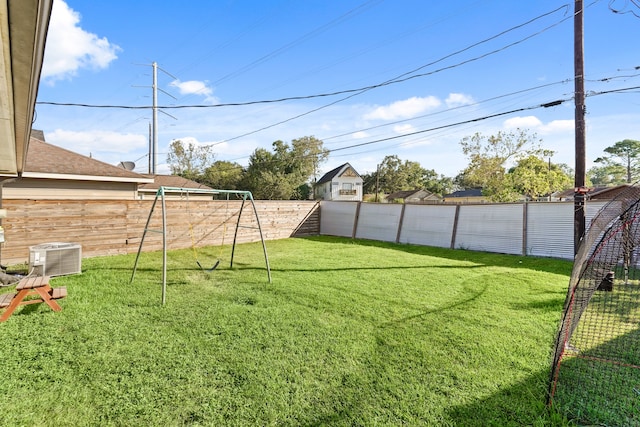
[243,136,328,200]
[457,129,546,200]
[166,139,215,180]
[507,155,573,200]
[202,160,244,189]
[423,172,455,197]
[594,139,640,183]
[361,172,378,194]
[373,155,454,196]
[291,136,330,184]
[588,163,627,186]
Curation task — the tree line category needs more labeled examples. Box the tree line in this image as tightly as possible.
[167,131,639,201]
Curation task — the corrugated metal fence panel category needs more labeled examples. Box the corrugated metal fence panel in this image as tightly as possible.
[526,203,574,259]
[586,201,609,226]
[399,204,457,248]
[355,203,402,242]
[455,204,523,254]
[320,201,358,237]
[526,201,610,259]
[319,201,617,258]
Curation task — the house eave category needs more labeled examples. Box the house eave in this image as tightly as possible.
[0,0,53,176]
[21,171,154,183]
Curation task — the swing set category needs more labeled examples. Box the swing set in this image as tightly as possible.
[186,190,227,272]
[130,186,271,305]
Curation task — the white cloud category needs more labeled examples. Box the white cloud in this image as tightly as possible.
[394,124,415,134]
[363,96,441,121]
[42,0,120,82]
[445,93,474,107]
[541,119,574,134]
[503,116,574,135]
[352,131,369,139]
[46,129,146,157]
[503,116,543,129]
[169,80,218,103]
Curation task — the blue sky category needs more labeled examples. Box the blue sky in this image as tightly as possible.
[34,0,640,179]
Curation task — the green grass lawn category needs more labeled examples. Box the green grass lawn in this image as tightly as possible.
[0,236,574,426]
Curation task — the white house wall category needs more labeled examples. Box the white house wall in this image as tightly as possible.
[330,176,362,201]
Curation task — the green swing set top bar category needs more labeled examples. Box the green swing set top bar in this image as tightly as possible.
[130,186,272,305]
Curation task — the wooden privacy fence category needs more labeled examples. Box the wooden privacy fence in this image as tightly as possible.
[319,200,611,259]
[0,199,320,265]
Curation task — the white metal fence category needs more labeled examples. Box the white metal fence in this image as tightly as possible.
[320,201,609,259]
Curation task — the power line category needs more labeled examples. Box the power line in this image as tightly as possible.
[172,3,579,146]
[210,96,572,170]
[36,4,574,113]
[166,82,635,177]
[326,98,572,154]
[320,79,572,143]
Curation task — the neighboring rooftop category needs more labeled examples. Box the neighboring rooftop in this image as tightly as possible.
[316,163,361,185]
[386,189,439,202]
[138,175,213,192]
[24,132,151,182]
[444,188,483,198]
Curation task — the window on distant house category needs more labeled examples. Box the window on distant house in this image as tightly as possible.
[339,182,356,195]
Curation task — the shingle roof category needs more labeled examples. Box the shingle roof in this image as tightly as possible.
[444,188,483,198]
[316,162,360,185]
[385,189,437,201]
[25,133,148,181]
[138,175,212,191]
[554,185,631,200]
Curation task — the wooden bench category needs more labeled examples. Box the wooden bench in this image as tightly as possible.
[50,287,67,300]
[0,275,67,322]
[0,292,16,308]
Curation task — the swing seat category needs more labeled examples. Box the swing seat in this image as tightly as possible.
[197,259,220,272]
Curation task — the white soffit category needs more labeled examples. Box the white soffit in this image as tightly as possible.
[0,0,52,176]
[0,1,15,175]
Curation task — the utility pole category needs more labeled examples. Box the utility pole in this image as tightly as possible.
[152,62,158,175]
[135,62,177,175]
[574,0,586,256]
[375,163,380,202]
[148,122,152,174]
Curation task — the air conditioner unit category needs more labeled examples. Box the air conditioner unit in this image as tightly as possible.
[29,242,82,277]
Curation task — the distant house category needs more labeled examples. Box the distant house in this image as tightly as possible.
[589,185,640,200]
[137,174,213,200]
[554,184,640,202]
[385,189,441,204]
[442,188,488,204]
[3,131,153,199]
[315,163,363,201]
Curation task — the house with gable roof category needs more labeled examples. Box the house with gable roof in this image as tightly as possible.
[137,174,213,200]
[314,162,363,201]
[2,131,153,199]
[385,189,441,204]
[442,188,487,204]
[2,131,217,200]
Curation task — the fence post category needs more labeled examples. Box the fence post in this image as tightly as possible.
[396,203,407,243]
[522,202,528,256]
[450,205,460,249]
[352,201,361,239]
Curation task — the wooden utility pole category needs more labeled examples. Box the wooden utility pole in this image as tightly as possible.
[574,0,586,255]
[152,62,158,175]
